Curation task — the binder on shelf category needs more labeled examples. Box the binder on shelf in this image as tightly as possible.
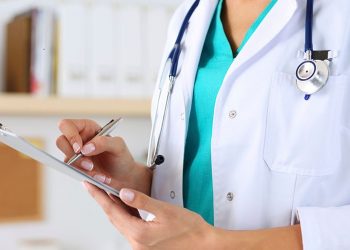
[4,9,57,96]
[56,2,89,97]
[5,10,33,93]
[90,2,120,97]
[30,9,57,96]
[2,1,177,98]
[118,4,145,98]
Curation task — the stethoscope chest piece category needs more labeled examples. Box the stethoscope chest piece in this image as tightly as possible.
[296,59,329,95]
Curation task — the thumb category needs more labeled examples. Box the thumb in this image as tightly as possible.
[120,188,164,216]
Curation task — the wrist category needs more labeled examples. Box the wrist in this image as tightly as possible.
[131,162,153,195]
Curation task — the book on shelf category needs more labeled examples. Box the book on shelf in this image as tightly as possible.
[5,10,32,93]
[4,8,58,96]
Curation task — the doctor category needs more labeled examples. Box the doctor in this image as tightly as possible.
[56,0,350,249]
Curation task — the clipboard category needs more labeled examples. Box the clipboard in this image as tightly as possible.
[0,124,120,197]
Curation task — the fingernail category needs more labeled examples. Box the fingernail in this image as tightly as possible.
[81,160,94,171]
[105,177,112,184]
[120,189,135,202]
[94,174,106,183]
[73,143,80,153]
[82,143,95,155]
[82,182,88,190]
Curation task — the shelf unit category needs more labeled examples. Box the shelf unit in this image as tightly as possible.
[0,94,151,117]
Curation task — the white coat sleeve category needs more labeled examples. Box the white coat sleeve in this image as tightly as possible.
[297,205,350,250]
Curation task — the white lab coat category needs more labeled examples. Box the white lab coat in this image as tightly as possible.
[150,0,350,249]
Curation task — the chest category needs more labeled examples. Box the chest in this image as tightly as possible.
[221,0,272,51]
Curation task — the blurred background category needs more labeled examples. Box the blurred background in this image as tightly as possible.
[0,0,180,249]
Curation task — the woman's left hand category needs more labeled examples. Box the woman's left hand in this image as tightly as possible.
[84,182,215,250]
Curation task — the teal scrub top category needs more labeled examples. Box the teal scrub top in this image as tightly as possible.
[183,0,277,225]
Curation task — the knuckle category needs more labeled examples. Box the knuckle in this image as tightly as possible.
[112,136,127,153]
[137,195,150,210]
[91,136,106,150]
[113,136,125,145]
[56,136,73,156]
[94,136,126,154]
[69,134,80,145]
[58,119,69,131]
[55,135,65,148]
[58,119,81,144]
[94,135,108,144]
[161,206,172,217]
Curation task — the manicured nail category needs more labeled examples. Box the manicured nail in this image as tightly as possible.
[82,182,88,190]
[81,160,93,171]
[94,174,106,183]
[73,143,80,153]
[82,143,95,155]
[105,177,112,184]
[120,189,135,202]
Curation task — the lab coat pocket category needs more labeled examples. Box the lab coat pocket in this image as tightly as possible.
[264,72,348,176]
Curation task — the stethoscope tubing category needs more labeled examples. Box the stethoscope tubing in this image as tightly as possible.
[147,0,200,167]
[305,0,314,52]
[148,0,325,167]
[169,0,200,78]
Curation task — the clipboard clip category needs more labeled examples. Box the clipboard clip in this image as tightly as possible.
[0,123,11,136]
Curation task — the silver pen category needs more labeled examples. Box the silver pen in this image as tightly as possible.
[67,118,122,165]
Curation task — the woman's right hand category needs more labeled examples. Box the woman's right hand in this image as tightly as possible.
[56,119,152,195]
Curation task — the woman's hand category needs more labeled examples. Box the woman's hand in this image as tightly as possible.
[85,182,303,250]
[84,182,215,250]
[56,119,152,195]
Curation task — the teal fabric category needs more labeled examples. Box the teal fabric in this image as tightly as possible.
[183,0,277,225]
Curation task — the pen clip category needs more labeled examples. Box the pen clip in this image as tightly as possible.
[67,118,122,166]
[96,118,122,136]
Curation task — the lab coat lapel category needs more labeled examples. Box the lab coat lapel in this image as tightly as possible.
[230,0,298,74]
[179,0,219,113]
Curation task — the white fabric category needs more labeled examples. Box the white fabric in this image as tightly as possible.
[297,206,350,250]
[150,0,350,249]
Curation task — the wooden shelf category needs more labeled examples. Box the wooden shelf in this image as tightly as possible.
[0,94,151,117]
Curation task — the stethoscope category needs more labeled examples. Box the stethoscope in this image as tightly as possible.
[296,0,330,100]
[147,0,330,168]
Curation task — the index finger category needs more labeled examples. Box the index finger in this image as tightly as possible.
[58,119,100,153]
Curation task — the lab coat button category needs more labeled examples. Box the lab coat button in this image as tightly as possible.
[180,113,185,120]
[226,192,234,201]
[170,191,176,199]
[229,110,237,119]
